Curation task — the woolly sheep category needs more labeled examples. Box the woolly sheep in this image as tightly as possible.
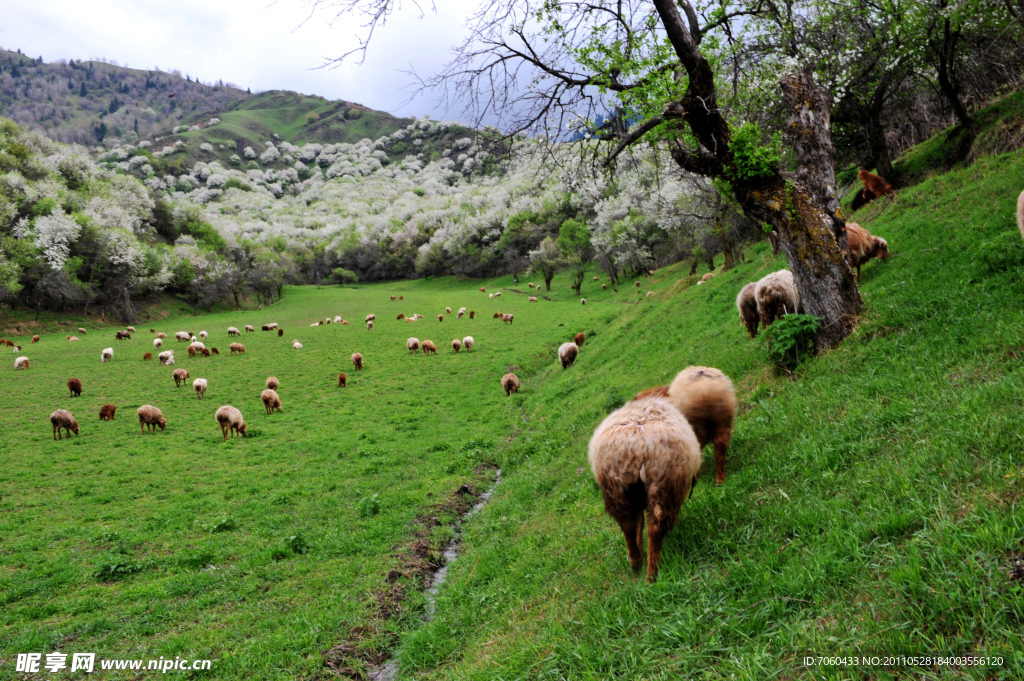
[334,316,343,323]
[462,336,474,352]
[199,331,208,340]
[156,332,167,338]
[528,283,535,288]
[115,330,131,340]
[479,287,486,292]
[446,307,452,314]
[137,405,167,433]
[367,321,374,330]
[635,281,641,287]
[736,282,759,339]
[175,332,190,342]
[469,310,475,319]
[452,339,461,352]
[261,388,283,414]
[489,293,493,299]
[67,336,79,342]
[366,314,376,322]
[574,332,585,347]
[154,338,163,349]
[407,337,420,353]
[495,292,502,297]
[754,270,800,328]
[558,342,578,369]
[158,350,174,365]
[581,299,587,305]
[602,284,607,290]
[50,409,80,440]
[646,291,653,297]
[67,377,83,397]
[190,341,206,350]
[293,341,303,349]
[457,310,465,319]
[229,343,246,355]
[211,348,219,355]
[529,296,538,302]
[244,325,255,333]
[422,340,437,354]
[391,295,398,301]
[173,368,190,387]
[101,347,113,363]
[338,373,347,387]
[593,276,600,281]
[78,327,87,334]
[310,322,319,327]
[143,352,152,361]
[278,328,284,336]
[501,373,520,396]
[502,314,514,324]
[352,352,363,369]
[126,326,136,333]
[193,378,208,399]
[589,396,701,582]
[701,273,713,282]
[438,314,444,322]
[265,323,279,330]
[99,404,116,421]
[667,366,737,485]
[845,223,890,281]
[215,405,246,441]
[228,327,241,336]
[14,356,29,370]
[32,335,40,343]
[188,346,197,359]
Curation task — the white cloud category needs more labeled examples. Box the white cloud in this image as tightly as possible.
[0,0,476,119]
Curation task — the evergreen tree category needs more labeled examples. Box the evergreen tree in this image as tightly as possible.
[79,82,87,97]
[94,122,107,141]
[133,118,139,134]
[108,97,119,114]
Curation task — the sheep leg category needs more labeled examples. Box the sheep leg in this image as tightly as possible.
[713,430,731,485]
[645,512,668,583]
[616,513,644,574]
[53,424,59,440]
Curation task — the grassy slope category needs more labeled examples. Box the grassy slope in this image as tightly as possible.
[0,276,613,679]
[391,152,1024,678]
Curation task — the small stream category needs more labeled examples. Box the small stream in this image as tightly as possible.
[369,469,502,681]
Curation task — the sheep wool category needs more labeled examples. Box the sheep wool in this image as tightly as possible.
[558,342,578,369]
[667,366,737,485]
[215,405,247,441]
[736,282,759,339]
[754,270,800,328]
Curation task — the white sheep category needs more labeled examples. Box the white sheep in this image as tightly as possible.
[367,321,374,330]
[754,269,800,328]
[228,326,241,336]
[365,314,376,322]
[215,405,246,441]
[293,341,303,349]
[175,331,190,342]
[153,338,163,349]
[193,378,208,399]
[407,337,420,353]
[558,342,578,369]
[14,356,29,370]
[158,350,175,365]
[101,347,113,363]
[334,316,343,323]
[462,336,474,352]
[199,331,208,340]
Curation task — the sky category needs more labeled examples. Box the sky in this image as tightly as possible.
[0,0,478,120]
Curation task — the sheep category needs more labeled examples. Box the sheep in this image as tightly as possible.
[574,332,585,347]
[851,168,894,210]
[173,368,190,387]
[193,378,208,399]
[228,327,241,336]
[479,287,486,292]
[501,373,520,395]
[137,405,167,433]
[1018,188,1024,240]
[438,314,444,322]
[667,366,737,485]
[445,307,452,314]
[244,325,255,333]
[340,320,350,325]
[67,336,79,342]
[325,318,332,325]
[99,404,116,421]
[124,326,135,333]
[528,282,535,288]
[229,343,246,355]
[701,273,713,283]
[175,331,189,342]
[635,281,641,287]
[158,350,174,365]
[261,388,283,414]
[150,328,155,333]
[646,291,654,297]
[143,352,152,361]
[352,352,363,370]
[278,328,284,337]
[558,342,578,369]
[422,340,437,355]
[11,345,20,351]
[265,323,279,330]
[101,347,113,363]
[338,373,347,387]
[153,338,163,349]
[754,270,800,328]
[502,314,514,324]
[494,292,502,298]
[211,348,219,355]
[199,331,208,340]
[399,296,404,300]
[735,282,760,339]
[529,296,537,302]
[493,312,502,319]
[292,341,303,349]
[366,314,376,322]
[580,298,587,305]
[68,377,83,397]
[188,346,197,358]
[201,348,210,357]
[588,396,702,582]
[215,405,246,441]
[310,323,319,327]
[602,284,607,290]
[115,330,131,340]
[50,409,81,440]
[489,293,493,299]
[845,222,890,281]
[469,310,475,319]
[593,276,600,281]
[78,327,87,334]
[367,321,374,330]
[32,335,40,343]
[452,339,462,353]
[463,336,474,352]
[391,295,398,301]
[334,316,343,323]
[457,310,465,319]
[260,378,278,394]
[633,385,670,401]
[407,337,421,353]
[156,332,167,339]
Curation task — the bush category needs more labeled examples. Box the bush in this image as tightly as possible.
[763,313,821,370]
[305,112,320,124]
[331,267,359,285]
[975,231,1024,273]
[728,122,781,182]
[223,178,252,192]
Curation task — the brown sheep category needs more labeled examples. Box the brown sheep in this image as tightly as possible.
[211,348,219,355]
[438,314,444,322]
[266,377,280,391]
[633,385,670,401]
[422,340,437,355]
[67,377,82,397]
[137,405,167,433]
[479,287,486,292]
[391,295,398,301]
[143,352,152,361]
[173,368,190,387]
[754,270,800,328]
[352,352,363,370]
[502,314,514,324]
[558,342,578,369]
[736,282,759,339]
[407,337,420,353]
[338,373,347,387]
[32,335,40,343]
[588,396,702,582]
[229,343,246,355]
[580,299,587,305]
[261,389,283,414]
[215,405,246,441]
[701,273,713,283]
[466,310,474,319]
[593,276,600,281]
[574,332,585,347]
[99,404,116,421]
[398,313,405,320]
[367,321,374,330]
[50,409,81,440]
[399,295,404,300]
[201,348,210,357]
[188,346,197,358]
[851,168,894,210]
[245,325,255,333]
[115,330,131,340]
[150,328,156,333]
[446,307,452,314]
[156,332,167,339]
[602,284,607,290]
[635,281,641,287]
[452,339,461,353]
[493,312,501,319]
[278,328,284,337]
[501,373,520,395]
[667,366,737,485]
[193,378,208,399]
[78,327,87,334]
[845,223,890,281]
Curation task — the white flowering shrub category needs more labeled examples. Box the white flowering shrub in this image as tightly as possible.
[229,153,241,165]
[243,147,256,159]
[207,118,221,126]
[173,125,188,134]
[282,154,294,165]
[138,140,152,149]
[200,143,214,152]
[16,213,82,270]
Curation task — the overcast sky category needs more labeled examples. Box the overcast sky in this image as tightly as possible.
[0,0,477,120]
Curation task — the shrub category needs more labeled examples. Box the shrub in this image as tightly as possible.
[305,112,320,124]
[763,313,821,370]
[223,178,252,192]
[331,267,358,284]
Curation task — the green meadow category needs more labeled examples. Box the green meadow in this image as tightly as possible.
[3,149,1024,679]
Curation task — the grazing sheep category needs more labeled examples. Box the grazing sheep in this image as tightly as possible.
[173,368,190,387]
[489,293,493,299]
[407,337,421,353]
[502,314,514,324]
[646,291,653,297]
[469,310,475,319]
[501,373,520,395]
[422,340,437,355]
[593,276,600,281]
[396,313,406,321]
[701,273,713,283]
[215,405,246,441]
[528,283,535,288]
[495,292,502,298]
[67,336,79,342]
[588,396,702,582]
[153,338,163,349]
[602,284,607,290]
[334,316,343,323]
[101,347,113,363]
[126,326,136,333]
[143,352,152,361]
[228,327,241,336]
[851,168,894,210]
[493,312,501,319]
[479,287,486,292]
[633,385,670,401]
[99,404,116,421]
[352,352,363,370]
[452,339,461,353]
[463,336,474,352]
[199,331,208,340]
[244,325,255,333]
[265,323,279,330]
[260,378,278,395]
[137,405,167,433]
[558,342,578,369]
[325,318,332,325]
[68,377,83,397]
[201,348,210,357]
[457,310,465,319]
[580,299,587,305]
[229,343,246,355]
[574,332,585,347]
[1018,188,1024,239]
[310,323,319,327]
[188,346,197,358]
[367,321,374,330]
[32,335,40,343]
[278,328,284,337]
[338,373,347,387]
[438,314,444,322]
[50,409,81,440]
[529,296,538,302]
[150,328,155,333]
[193,378,208,399]
[78,327,87,334]
[366,314,376,322]
[391,295,398,301]
[158,350,174,365]
[845,222,890,281]
[667,366,737,485]
[175,331,190,342]
[736,282,760,339]
[261,388,283,414]
[754,270,800,328]
[446,307,452,314]
[292,341,303,349]
[635,281,641,287]
[115,330,131,341]
[399,296,404,300]
[341,320,350,325]
[156,332,167,339]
